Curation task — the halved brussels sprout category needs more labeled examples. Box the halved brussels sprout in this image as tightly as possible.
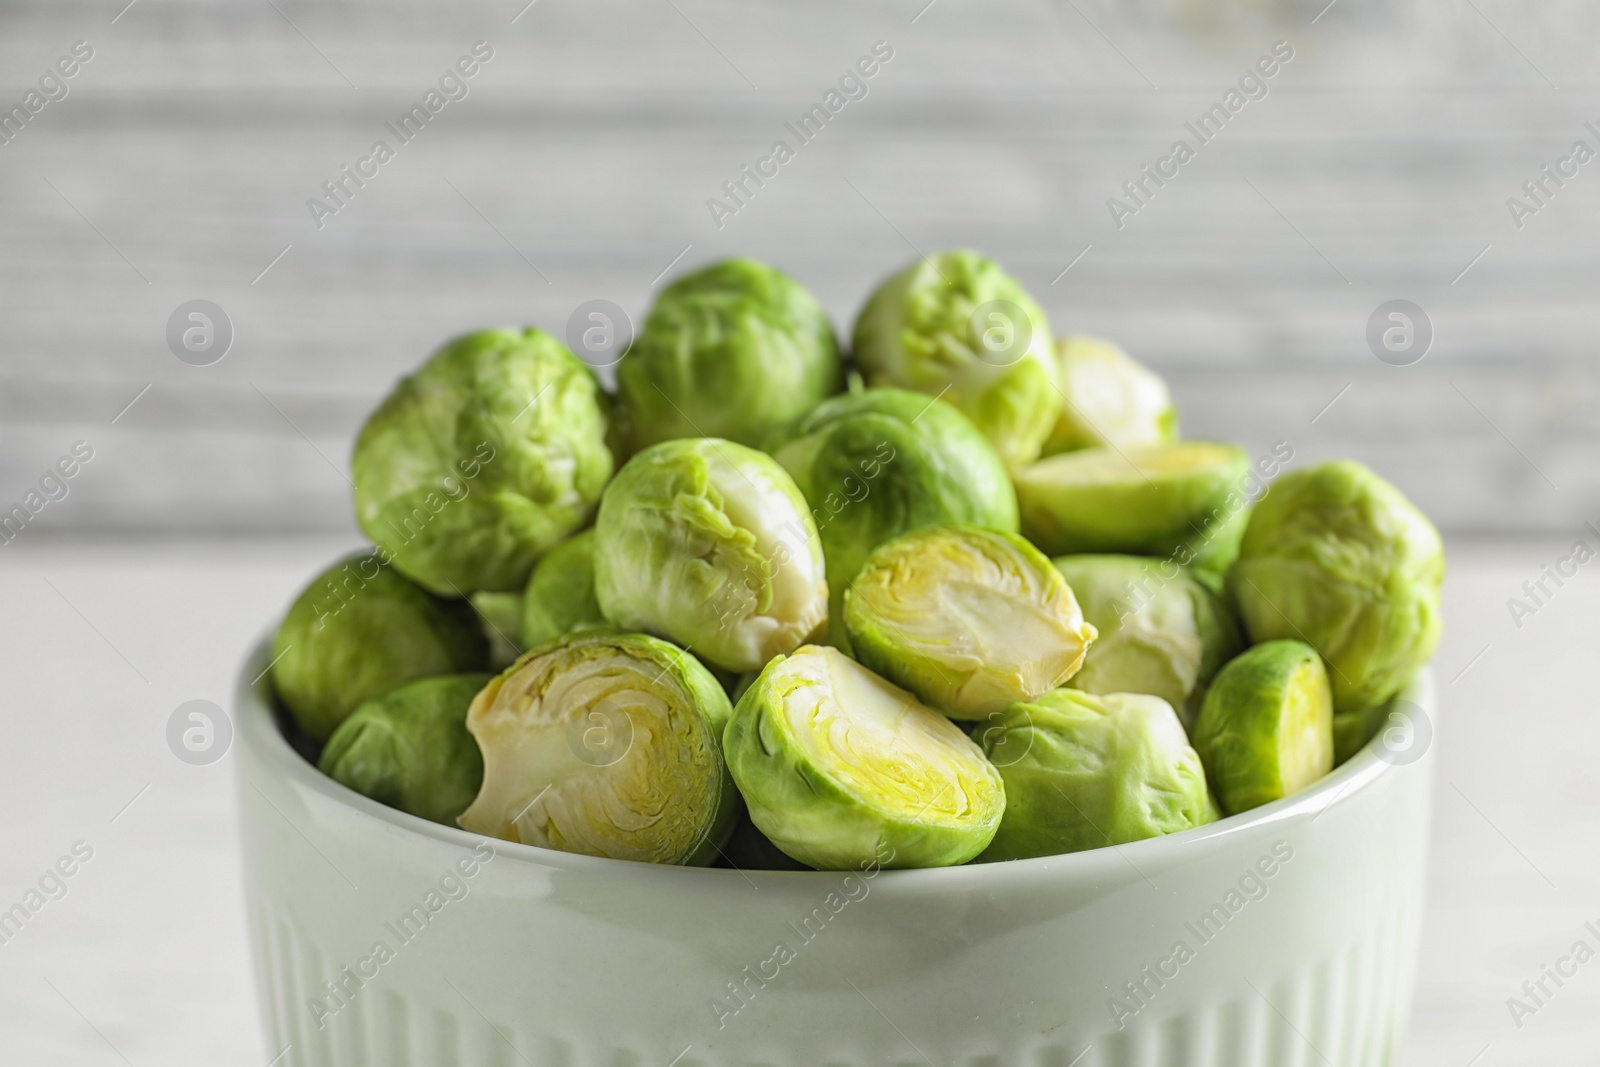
[725,645,1005,869]
[353,328,614,594]
[768,387,1018,644]
[851,250,1061,468]
[617,259,843,449]
[319,673,491,825]
[978,688,1217,861]
[457,631,737,865]
[1228,461,1444,715]
[594,438,828,673]
[521,529,605,649]
[470,591,524,670]
[1052,554,1242,728]
[1014,441,1250,556]
[843,526,1097,720]
[1192,640,1333,815]
[1042,336,1177,455]
[271,553,489,741]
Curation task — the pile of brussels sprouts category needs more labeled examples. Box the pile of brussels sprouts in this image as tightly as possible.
[269,250,1445,871]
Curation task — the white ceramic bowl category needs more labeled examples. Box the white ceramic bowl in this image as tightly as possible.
[235,638,1435,1067]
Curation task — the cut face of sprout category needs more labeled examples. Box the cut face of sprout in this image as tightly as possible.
[844,526,1097,719]
[458,632,735,865]
[724,646,1005,870]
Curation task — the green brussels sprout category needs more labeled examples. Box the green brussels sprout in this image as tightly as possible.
[843,526,1098,720]
[271,553,489,741]
[725,645,1005,869]
[1051,554,1242,727]
[851,250,1060,468]
[457,631,738,864]
[319,674,491,825]
[719,810,812,871]
[1042,336,1177,455]
[1330,701,1394,766]
[470,591,524,670]
[1183,499,1251,578]
[978,688,1217,861]
[353,327,614,595]
[520,529,606,649]
[1192,640,1333,815]
[1014,441,1250,556]
[594,438,828,673]
[768,387,1019,642]
[617,259,843,449]
[1228,461,1444,714]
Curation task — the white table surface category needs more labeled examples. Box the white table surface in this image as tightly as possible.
[0,536,1593,1064]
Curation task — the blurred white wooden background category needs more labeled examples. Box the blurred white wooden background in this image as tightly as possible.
[1,0,1597,539]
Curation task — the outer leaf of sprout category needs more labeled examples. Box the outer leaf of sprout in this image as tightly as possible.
[353,328,614,594]
[271,553,489,741]
[617,259,843,449]
[594,438,828,673]
[521,529,606,649]
[851,250,1060,468]
[978,688,1216,861]
[1228,461,1444,715]
[320,674,492,826]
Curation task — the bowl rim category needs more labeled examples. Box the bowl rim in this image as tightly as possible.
[236,634,1434,884]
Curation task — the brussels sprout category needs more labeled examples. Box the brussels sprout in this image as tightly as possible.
[457,631,738,864]
[319,674,491,825]
[470,591,525,670]
[1042,336,1177,455]
[851,250,1060,468]
[521,530,606,649]
[353,328,614,595]
[1331,699,1408,766]
[725,645,1005,869]
[617,259,842,449]
[978,689,1217,861]
[768,387,1019,642]
[1182,499,1251,579]
[271,553,489,741]
[1052,555,1242,727]
[719,810,812,871]
[594,438,828,673]
[1192,641,1333,815]
[843,526,1097,720]
[1014,441,1250,557]
[1228,461,1444,715]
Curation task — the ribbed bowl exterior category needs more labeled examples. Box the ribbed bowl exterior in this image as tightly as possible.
[237,641,1434,1067]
